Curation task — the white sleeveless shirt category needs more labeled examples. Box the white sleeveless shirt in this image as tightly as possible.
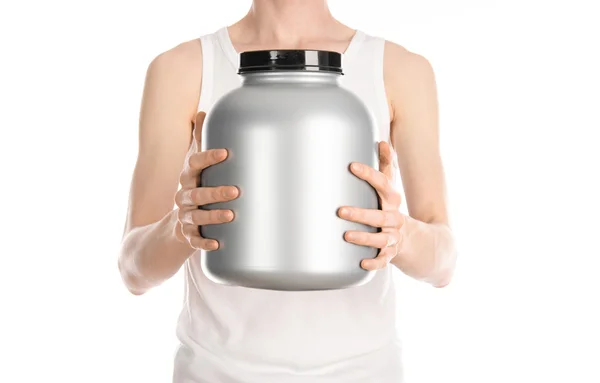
[173,27,403,383]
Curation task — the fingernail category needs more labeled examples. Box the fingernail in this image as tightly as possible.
[214,149,227,160]
[224,187,238,198]
[346,232,357,240]
[351,163,362,172]
[221,211,233,221]
[209,240,219,250]
[340,208,352,218]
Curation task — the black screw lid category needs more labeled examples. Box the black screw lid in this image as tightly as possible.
[238,50,343,74]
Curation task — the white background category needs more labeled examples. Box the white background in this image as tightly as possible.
[1,0,599,382]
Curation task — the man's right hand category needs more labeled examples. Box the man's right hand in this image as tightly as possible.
[174,112,239,250]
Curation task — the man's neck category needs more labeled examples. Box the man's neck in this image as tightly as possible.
[242,0,337,44]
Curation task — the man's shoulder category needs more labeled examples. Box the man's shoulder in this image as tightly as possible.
[381,40,437,122]
[149,38,203,76]
[383,40,434,83]
[142,38,204,123]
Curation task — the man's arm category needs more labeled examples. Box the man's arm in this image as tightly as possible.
[384,41,457,287]
[118,40,202,295]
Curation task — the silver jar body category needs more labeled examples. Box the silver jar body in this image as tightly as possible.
[200,71,379,291]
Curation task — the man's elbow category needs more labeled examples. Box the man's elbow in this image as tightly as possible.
[432,269,453,288]
[431,252,457,288]
[123,277,147,296]
[118,253,149,296]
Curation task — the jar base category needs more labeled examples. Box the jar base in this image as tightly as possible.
[201,265,376,291]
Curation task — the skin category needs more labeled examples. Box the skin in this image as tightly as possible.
[118,0,456,295]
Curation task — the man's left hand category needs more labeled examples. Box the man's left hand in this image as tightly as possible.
[337,141,405,270]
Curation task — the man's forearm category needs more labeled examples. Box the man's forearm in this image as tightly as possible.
[118,210,195,295]
[391,216,457,287]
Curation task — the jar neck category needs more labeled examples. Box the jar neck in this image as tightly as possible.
[241,71,341,86]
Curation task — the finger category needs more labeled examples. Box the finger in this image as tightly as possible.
[179,207,234,225]
[179,167,196,189]
[349,162,393,201]
[338,207,404,229]
[361,246,397,270]
[175,185,239,207]
[193,112,206,142]
[344,230,400,249]
[189,148,228,171]
[179,149,228,188]
[190,235,220,251]
[181,221,202,238]
[378,141,393,168]
[181,224,219,251]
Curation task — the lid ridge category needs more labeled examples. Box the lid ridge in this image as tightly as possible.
[238,50,343,74]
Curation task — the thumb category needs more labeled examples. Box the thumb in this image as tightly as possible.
[378,141,394,176]
[193,111,206,142]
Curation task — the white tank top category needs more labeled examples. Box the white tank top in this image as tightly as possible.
[173,27,403,383]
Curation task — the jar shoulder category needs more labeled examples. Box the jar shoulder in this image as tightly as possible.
[219,84,365,109]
